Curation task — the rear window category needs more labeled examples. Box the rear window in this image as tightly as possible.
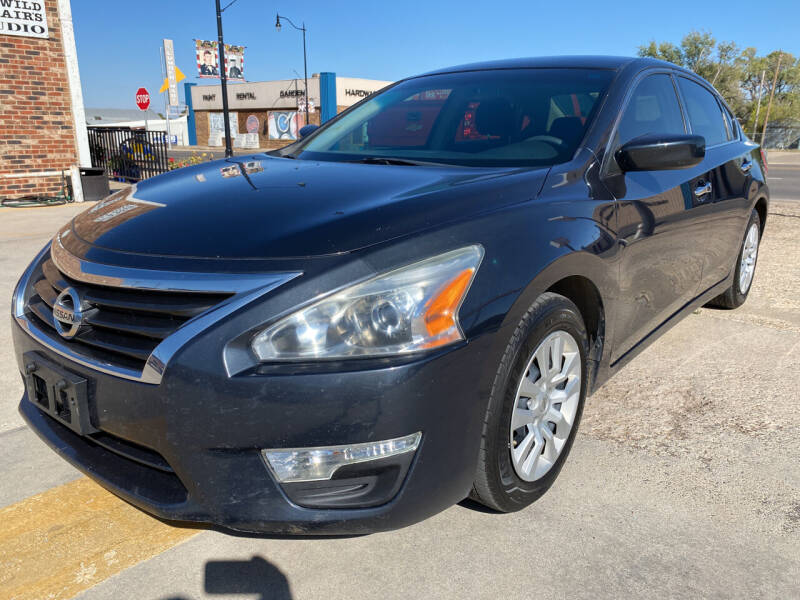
[293,68,615,167]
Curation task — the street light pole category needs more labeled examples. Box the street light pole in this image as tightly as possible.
[276,14,309,125]
[215,0,233,157]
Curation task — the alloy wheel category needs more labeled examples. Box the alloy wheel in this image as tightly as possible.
[509,330,581,482]
[739,223,759,294]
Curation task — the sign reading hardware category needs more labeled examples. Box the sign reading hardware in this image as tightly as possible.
[345,89,373,98]
[0,0,49,39]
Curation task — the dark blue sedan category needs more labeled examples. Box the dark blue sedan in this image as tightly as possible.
[12,56,768,533]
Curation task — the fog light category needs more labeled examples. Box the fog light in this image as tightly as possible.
[262,432,422,483]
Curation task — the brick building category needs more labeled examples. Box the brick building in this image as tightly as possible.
[0,0,89,201]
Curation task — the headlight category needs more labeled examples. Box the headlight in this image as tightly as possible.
[251,245,484,361]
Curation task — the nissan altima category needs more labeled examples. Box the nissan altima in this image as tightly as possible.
[12,56,768,534]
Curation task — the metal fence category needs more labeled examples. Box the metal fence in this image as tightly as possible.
[747,122,800,150]
[87,127,170,181]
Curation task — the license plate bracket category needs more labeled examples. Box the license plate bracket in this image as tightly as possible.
[23,352,96,435]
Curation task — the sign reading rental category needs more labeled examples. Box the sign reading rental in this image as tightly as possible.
[0,1,49,39]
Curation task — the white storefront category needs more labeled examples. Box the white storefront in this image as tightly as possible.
[187,73,392,147]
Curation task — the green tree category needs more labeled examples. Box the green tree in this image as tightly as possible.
[638,31,800,140]
[739,49,800,134]
[637,40,682,65]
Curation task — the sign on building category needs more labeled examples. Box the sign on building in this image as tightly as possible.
[0,1,49,39]
[208,111,238,146]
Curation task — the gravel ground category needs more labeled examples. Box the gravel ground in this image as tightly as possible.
[583,199,800,540]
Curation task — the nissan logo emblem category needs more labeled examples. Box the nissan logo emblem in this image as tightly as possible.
[53,287,85,339]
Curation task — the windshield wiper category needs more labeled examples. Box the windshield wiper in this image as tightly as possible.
[346,157,432,166]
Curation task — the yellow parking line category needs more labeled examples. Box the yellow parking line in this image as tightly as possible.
[0,477,199,600]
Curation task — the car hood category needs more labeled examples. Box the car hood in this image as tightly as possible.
[70,155,547,259]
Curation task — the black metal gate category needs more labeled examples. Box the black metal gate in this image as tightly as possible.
[87,127,170,181]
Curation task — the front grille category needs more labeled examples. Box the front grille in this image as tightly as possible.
[26,252,232,372]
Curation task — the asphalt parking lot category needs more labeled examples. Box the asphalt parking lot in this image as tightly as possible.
[1,154,798,599]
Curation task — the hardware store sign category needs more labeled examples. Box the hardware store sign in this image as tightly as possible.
[0,1,49,39]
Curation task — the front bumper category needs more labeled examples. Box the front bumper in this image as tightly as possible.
[14,318,492,535]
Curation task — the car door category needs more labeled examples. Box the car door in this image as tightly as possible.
[605,72,712,363]
[674,76,751,290]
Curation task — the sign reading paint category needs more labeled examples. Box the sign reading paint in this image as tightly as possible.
[135,87,150,111]
[0,0,49,39]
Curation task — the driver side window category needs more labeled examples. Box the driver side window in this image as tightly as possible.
[617,74,686,147]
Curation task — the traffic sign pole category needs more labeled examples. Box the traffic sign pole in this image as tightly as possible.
[135,87,151,136]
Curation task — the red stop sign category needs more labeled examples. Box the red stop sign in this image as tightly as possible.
[135,87,150,111]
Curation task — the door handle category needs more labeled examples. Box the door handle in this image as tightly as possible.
[741,160,753,173]
[694,181,712,200]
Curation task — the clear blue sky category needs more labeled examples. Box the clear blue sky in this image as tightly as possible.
[73,0,800,109]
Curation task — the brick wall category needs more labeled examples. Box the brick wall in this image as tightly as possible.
[0,2,78,200]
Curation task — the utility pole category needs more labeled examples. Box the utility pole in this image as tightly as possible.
[752,69,766,138]
[215,0,232,157]
[761,51,783,145]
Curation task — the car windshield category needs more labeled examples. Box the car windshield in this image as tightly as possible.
[290,68,615,167]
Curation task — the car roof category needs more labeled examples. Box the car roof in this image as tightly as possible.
[417,55,676,76]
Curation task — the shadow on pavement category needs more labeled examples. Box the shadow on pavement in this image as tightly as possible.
[162,555,293,600]
[162,556,292,600]
[205,556,292,599]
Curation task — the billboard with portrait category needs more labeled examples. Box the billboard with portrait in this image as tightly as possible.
[195,40,219,78]
[224,44,245,81]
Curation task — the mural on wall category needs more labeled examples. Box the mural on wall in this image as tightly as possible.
[268,111,299,141]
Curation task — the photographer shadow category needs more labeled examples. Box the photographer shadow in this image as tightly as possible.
[203,555,293,600]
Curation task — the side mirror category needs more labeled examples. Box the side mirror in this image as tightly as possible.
[298,124,319,139]
[615,134,705,172]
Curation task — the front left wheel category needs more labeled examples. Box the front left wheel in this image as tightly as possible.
[470,292,588,513]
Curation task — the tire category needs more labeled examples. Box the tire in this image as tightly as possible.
[471,292,589,513]
[707,209,761,310]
